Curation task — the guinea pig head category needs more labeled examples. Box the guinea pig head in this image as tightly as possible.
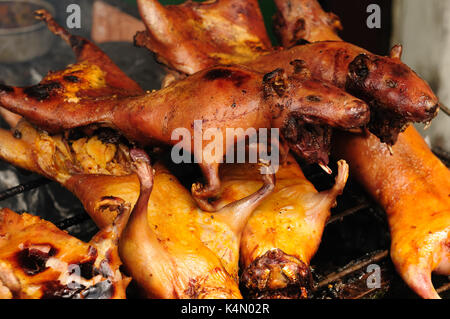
[346,45,439,144]
[264,61,369,166]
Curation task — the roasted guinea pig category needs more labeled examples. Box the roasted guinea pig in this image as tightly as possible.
[135,0,447,299]
[333,127,450,299]
[0,124,273,299]
[137,0,439,145]
[117,150,275,298]
[0,207,130,299]
[0,11,369,210]
[216,155,348,299]
[275,0,450,299]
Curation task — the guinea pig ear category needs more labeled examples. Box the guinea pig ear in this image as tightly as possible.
[390,44,403,60]
[263,68,288,98]
[290,60,311,79]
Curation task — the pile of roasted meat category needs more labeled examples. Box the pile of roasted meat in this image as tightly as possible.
[0,0,448,299]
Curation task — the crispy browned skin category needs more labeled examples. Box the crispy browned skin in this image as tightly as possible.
[216,155,348,299]
[273,0,342,47]
[136,1,439,145]
[0,6,146,129]
[0,125,273,299]
[333,126,450,299]
[247,43,439,144]
[135,0,271,75]
[34,10,143,97]
[0,120,133,186]
[277,0,449,299]
[0,207,130,299]
[0,58,368,210]
[72,161,274,298]
[118,151,275,298]
[135,0,447,298]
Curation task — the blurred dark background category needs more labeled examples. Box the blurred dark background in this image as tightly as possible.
[124,0,394,55]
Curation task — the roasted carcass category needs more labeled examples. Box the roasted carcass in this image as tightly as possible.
[0,11,369,210]
[118,150,275,298]
[334,127,450,299]
[221,156,348,298]
[0,122,273,299]
[135,0,448,299]
[134,0,272,75]
[0,206,130,299]
[137,0,439,145]
[272,0,450,299]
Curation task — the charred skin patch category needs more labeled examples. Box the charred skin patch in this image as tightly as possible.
[240,249,312,299]
[69,36,88,56]
[368,105,409,145]
[13,129,22,139]
[290,59,310,76]
[63,75,80,83]
[16,245,58,276]
[263,69,287,98]
[95,127,133,148]
[306,95,322,102]
[203,68,250,87]
[347,54,370,86]
[75,246,99,280]
[23,82,62,101]
[293,18,306,41]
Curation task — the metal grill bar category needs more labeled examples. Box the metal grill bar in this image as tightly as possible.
[316,250,389,289]
[55,211,91,230]
[0,177,51,201]
[327,202,370,225]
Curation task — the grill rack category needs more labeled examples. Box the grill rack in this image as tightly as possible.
[0,151,449,299]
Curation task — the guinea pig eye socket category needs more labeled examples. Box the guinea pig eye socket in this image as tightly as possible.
[349,54,370,81]
[386,79,398,88]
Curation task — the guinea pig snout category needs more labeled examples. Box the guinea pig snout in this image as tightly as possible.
[423,99,440,117]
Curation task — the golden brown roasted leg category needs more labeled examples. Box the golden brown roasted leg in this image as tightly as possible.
[0,207,130,299]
